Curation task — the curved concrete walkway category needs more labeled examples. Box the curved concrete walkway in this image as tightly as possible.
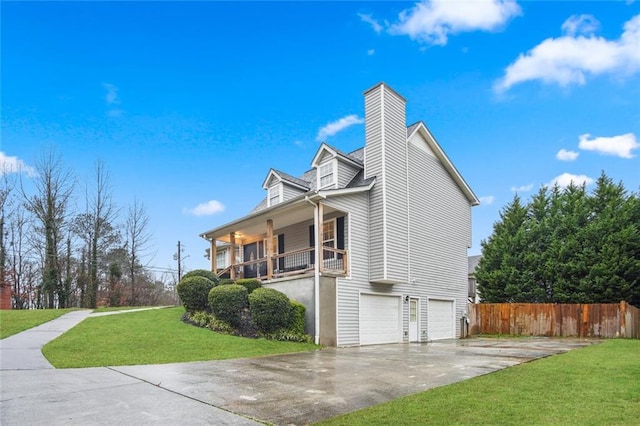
[0,308,260,425]
[0,310,93,370]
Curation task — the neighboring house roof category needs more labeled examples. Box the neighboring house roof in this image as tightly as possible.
[468,255,482,275]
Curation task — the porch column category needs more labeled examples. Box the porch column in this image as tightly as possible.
[317,202,324,274]
[266,219,273,280]
[210,239,217,274]
[229,232,236,280]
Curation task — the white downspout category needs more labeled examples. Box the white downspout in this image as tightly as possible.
[305,196,321,345]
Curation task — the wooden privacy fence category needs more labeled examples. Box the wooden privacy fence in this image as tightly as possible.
[468,301,640,339]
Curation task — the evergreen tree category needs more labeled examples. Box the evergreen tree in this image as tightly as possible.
[476,173,640,306]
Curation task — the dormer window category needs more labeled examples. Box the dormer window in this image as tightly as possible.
[268,184,282,207]
[318,161,336,189]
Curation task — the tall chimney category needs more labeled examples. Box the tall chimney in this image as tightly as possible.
[363,83,409,284]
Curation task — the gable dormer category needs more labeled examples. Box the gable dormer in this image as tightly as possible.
[262,168,310,207]
[312,143,363,190]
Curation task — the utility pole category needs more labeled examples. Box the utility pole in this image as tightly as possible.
[177,241,182,282]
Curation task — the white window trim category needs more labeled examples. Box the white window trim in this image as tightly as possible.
[317,159,337,189]
[322,218,336,260]
[216,250,228,268]
[267,183,282,207]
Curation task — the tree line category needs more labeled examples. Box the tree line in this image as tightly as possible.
[476,173,640,307]
[1,149,178,309]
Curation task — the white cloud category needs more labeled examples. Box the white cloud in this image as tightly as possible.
[367,48,375,56]
[495,14,640,92]
[389,0,521,45]
[578,133,639,158]
[510,183,534,192]
[316,115,364,141]
[103,83,120,105]
[548,173,595,188]
[561,14,600,37]
[183,200,225,216]
[479,195,496,205]
[358,13,383,34]
[0,152,36,177]
[556,149,580,161]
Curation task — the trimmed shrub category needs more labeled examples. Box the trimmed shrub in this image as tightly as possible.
[189,310,214,328]
[236,278,262,294]
[289,300,306,335]
[249,288,293,334]
[218,278,236,286]
[182,269,220,286]
[177,276,215,313]
[208,284,248,327]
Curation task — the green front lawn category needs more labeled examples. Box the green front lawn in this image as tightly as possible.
[0,308,77,339]
[43,306,319,367]
[318,339,640,425]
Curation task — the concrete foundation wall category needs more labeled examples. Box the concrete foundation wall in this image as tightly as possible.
[319,276,337,346]
[264,276,315,335]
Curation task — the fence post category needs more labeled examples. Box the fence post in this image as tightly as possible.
[620,300,627,338]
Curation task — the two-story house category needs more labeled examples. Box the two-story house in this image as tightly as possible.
[200,83,479,346]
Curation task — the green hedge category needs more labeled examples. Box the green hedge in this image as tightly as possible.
[248,288,292,334]
[218,278,236,286]
[182,269,220,286]
[236,278,262,294]
[208,284,248,327]
[289,300,306,335]
[177,276,216,312]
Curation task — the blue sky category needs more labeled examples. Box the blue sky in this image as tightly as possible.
[2,1,639,276]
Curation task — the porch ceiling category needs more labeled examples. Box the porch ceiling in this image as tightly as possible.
[201,198,341,243]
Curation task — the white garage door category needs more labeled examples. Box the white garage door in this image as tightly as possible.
[428,299,455,340]
[360,294,402,345]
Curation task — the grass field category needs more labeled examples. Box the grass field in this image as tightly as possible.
[317,339,640,425]
[0,308,77,339]
[42,306,319,367]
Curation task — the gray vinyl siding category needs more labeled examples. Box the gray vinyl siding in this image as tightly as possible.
[277,221,314,268]
[364,84,408,283]
[407,133,472,339]
[364,86,385,281]
[323,192,369,346]
[380,86,408,282]
[282,183,304,202]
[337,160,361,189]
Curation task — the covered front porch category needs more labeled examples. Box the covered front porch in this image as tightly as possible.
[201,196,349,282]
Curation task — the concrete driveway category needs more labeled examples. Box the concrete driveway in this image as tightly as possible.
[1,312,597,425]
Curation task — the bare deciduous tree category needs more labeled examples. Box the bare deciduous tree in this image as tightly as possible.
[72,161,119,308]
[22,149,74,308]
[125,198,152,305]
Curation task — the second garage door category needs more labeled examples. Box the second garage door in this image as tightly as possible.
[428,299,455,340]
[360,294,402,345]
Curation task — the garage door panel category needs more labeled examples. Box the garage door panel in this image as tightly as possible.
[360,294,401,345]
[428,299,454,340]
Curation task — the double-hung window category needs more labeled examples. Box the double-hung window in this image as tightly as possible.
[216,250,227,268]
[268,184,281,206]
[322,219,336,260]
[318,161,335,189]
